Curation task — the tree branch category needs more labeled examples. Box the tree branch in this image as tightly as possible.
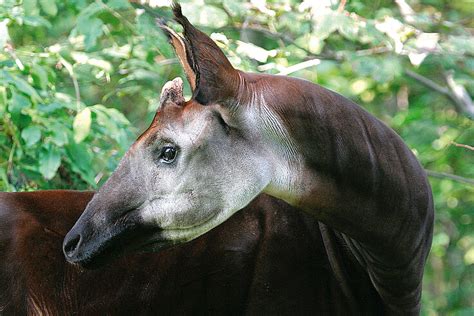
[217,24,341,60]
[219,23,474,119]
[425,169,474,186]
[445,71,474,118]
[404,69,450,96]
[405,69,474,119]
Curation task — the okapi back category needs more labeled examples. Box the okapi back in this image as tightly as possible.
[0,191,383,314]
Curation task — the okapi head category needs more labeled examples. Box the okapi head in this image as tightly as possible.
[64,4,297,266]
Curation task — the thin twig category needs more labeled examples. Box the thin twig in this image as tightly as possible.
[59,56,81,110]
[7,142,15,177]
[355,46,391,56]
[425,169,474,186]
[451,141,474,151]
[337,0,347,13]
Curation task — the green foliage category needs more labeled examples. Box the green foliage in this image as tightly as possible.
[0,0,473,313]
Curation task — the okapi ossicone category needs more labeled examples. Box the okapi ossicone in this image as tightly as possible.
[62,3,434,314]
[0,191,383,314]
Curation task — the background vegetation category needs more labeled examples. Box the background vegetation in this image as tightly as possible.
[0,0,473,314]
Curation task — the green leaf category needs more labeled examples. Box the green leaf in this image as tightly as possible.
[337,15,358,41]
[21,125,41,146]
[73,2,106,49]
[23,0,39,16]
[31,64,49,90]
[91,104,130,125]
[223,0,246,16]
[79,2,105,19]
[49,123,69,146]
[106,0,131,9]
[82,18,104,50]
[10,75,41,101]
[442,36,474,55]
[313,12,338,41]
[8,91,30,113]
[22,15,52,28]
[39,0,57,16]
[39,146,61,180]
[38,102,65,113]
[66,140,96,186]
[73,107,91,143]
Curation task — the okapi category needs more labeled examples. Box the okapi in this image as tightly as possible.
[1,3,433,315]
[63,4,433,314]
[1,191,383,314]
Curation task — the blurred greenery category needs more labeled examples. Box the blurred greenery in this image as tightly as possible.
[0,0,473,314]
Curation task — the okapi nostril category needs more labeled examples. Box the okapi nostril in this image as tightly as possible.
[63,234,82,258]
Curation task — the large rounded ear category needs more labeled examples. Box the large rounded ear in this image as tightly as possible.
[159,2,239,105]
[158,20,197,92]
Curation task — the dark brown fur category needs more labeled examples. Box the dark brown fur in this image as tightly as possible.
[0,191,383,314]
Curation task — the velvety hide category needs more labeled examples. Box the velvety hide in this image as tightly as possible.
[0,191,383,315]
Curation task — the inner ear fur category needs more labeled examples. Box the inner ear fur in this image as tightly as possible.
[158,21,197,91]
[159,2,239,105]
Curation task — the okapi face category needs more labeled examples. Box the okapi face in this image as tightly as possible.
[63,5,292,266]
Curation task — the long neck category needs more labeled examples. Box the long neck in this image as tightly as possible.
[237,72,434,313]
[239,72,429,244]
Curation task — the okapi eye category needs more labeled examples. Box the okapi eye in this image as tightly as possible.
[160,146,177,163]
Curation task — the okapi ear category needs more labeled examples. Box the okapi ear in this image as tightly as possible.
[168,2,239,105]
[158,20,197,91]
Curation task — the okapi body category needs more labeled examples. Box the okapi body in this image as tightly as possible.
[0,191,384,315]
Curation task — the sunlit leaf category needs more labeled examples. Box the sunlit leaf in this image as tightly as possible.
[22,16,52,28]
[39,0,57,16]
[23,0,39,16]
[236,41,277,63]
[106,0,132,9]
[0,19,10,49]
[313,12,338,41]
[73,107,92,143]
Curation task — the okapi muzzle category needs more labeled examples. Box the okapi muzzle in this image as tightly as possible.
[64,4,433,314]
